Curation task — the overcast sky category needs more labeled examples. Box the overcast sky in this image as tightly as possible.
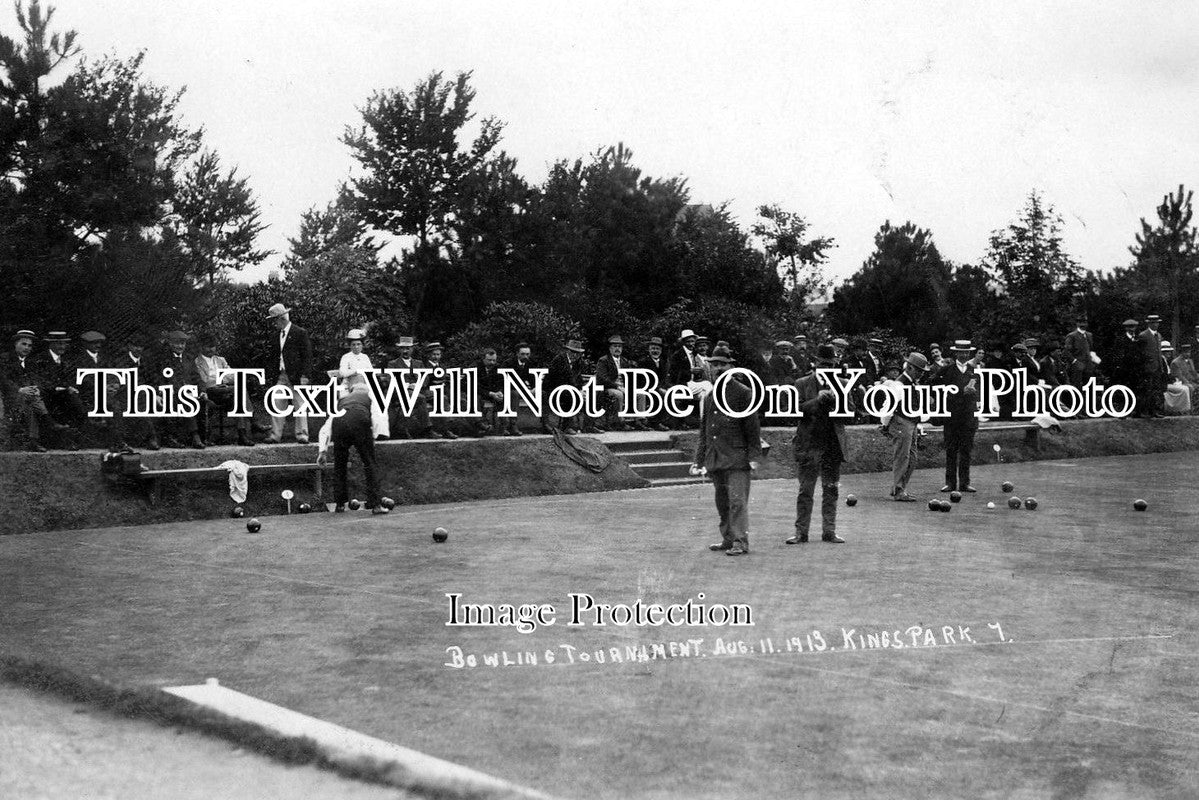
[6,1,1198,287]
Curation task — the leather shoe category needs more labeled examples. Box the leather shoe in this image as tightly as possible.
[262,437,281,445]
[442,430,459,440]
[191,435,206,449]
[962,486,977,493]
[822,534,845,544]
[939,485,953,493]
[894,492,917,502]
[726,543,748,556]
[785,535,809,545]
[709,542,732,551]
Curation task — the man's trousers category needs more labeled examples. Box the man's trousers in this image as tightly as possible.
[795,449,841,538]
[710,468,751,548]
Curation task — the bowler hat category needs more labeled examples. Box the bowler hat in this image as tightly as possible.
[815,344,838,364]
[707,346,734,364]
[905,352,931,371]
[607,335,624,345]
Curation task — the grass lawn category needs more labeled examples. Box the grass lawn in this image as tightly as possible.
[3,453,1198,799]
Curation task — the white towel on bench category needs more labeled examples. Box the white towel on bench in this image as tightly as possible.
[219,460,250,503]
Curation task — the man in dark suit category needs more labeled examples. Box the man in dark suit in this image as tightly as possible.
[265,303,313,444]
[595,335,646,431]
[386,335,433,438]
[1062,315,1098,388]
[668,329,701,387]
[937,340,980,493]
[694,346,762,557]
[152,330,205,449]
[636,336,672,431]
[420,342,459,439]
[787,344,847,545]
[1110,319,1143,415]
[1039,341,1066,389]
[104,332,159,451]
[1139,314,1164,417]
[2,330,57,451]
[475,347,502,436]
[544,339,584,434]
[36,331,85,433]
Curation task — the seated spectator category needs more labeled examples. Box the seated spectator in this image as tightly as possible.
[422,342,458,439]
[1161,341,1191,414]
[1171,343,1199,408]
[2,329,61,452]
[387,336,433,439]
[476,348,502,436]
[196,333,254,446]
[36,331,86,435]
[499,342,535,436]
[153,330,205,449]
[636,336,672,432]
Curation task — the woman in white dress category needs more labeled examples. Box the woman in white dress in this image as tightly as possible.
[339,329,390,439]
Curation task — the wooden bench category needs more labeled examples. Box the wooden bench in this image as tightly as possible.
[136,463,329,506]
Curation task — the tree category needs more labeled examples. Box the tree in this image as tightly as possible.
[1128,184,1197,344]
[673,203,783,309]
[828,221,951,344]
[169,150,270,285]
[751,204,836,312]
[1,3,268,330]
[284,190,380,269]
[984,190,1086,338]
[342,70,504,328]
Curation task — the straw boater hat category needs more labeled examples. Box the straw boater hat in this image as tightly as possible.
[345,328,366,341]
[1147,314,1161,323]
[563,339,584,353]
[12,329,35,341]
[950,340,975,353]
[43,331,70,343]
[266,303,289,319]
[1011,342,1028,354]
[831,337,849,348]
[695,335,710,344]
[1161,340,1175,353]
[774,340,793,349]
[868,337,884,347]
[424,341,443,352]
[1023,338,1040,349]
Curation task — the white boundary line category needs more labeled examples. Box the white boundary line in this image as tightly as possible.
[163,681,558,799]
